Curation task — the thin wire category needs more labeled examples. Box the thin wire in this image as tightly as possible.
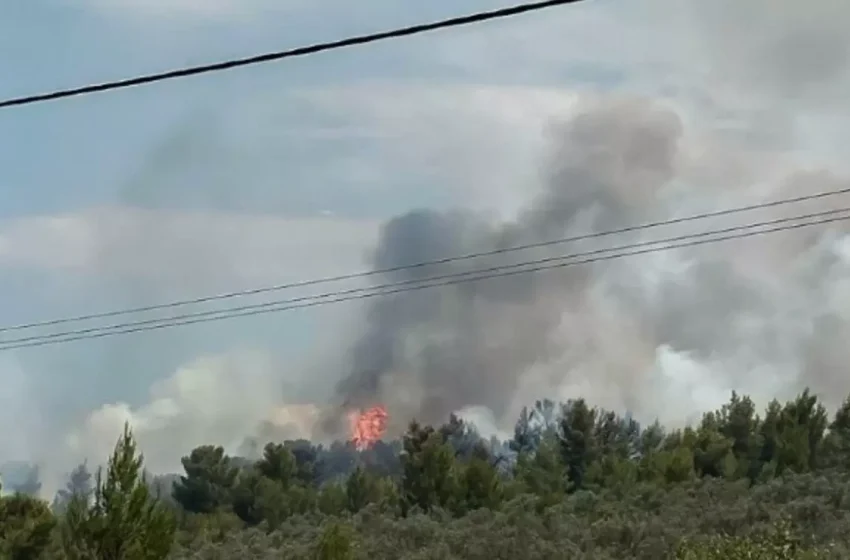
[1,208,846,351]
[0,0,586,109]
[3,185,849,334]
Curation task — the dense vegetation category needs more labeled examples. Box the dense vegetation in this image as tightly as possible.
[4,388,850,559]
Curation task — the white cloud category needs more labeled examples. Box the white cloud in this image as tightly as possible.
[424,0,850,123]
[282,81,844,213]
[6,78,827,296]
[0,207,380,294]
[80,0,300,20]
[293,83,580,217]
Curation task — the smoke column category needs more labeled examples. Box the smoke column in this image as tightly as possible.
[321,91,850,437]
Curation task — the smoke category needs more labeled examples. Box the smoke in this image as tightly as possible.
[19,350,324,497]
[321,90,850,437]
[0,357,49,474]
[307,0,850,435]
[0,204,377,497]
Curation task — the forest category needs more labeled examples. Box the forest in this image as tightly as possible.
[3,388,850,559]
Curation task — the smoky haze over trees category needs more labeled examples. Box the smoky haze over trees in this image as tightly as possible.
[5,390,850,557]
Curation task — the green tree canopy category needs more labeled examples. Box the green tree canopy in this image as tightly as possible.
[60,422,176,560]
[172,445,239,515]
[0,491,56,560]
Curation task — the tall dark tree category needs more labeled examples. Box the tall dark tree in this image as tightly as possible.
[53,461,93,514]
[639,420,666,456]
[511,406,539,454]
[400,421,459,513]
[440,414,488,462]
[457,453,502,513]
[595,409,640,459]
[690,423,736,479]
[345,466,380,513]
[515,431,566,503]
[61,423,175,560]
[558,398,597,490]
[256,443,297,488]
[714,392,761,479]
[533,398,559,434]
[283,439,320,486]
[784,388,828,471]
[822,395,850,469]
[758,390,828,476]
[757,399,784,478]
[231,468,292,529]
[172,445,239,514]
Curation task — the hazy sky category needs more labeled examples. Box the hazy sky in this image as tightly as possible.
[1,0,850,492]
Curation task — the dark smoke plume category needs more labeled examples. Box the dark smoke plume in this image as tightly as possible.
[317,95,850,440]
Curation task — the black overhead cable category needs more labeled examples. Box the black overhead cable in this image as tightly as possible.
[1,185,847,334]
[0,0,587,109]
[0,206,847,352]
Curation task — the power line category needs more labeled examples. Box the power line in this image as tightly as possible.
[6,208,845,350]
[1,207,847,352]
[0,0,586,110]
[3,185,849,334]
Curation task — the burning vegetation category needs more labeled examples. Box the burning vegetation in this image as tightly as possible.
[348,405,389,451]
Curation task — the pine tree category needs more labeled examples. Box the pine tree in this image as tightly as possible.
[171,445,238,514]
[515,431,566,506]
[53,461,93,514]
[345,466,380,513]
[61,422,176,560]
[822,395,850,468]
[400,421,459,513]
[256,443,297,488]
[558,398,597,490]
[458,454,502,513]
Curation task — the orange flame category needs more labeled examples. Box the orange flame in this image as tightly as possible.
[349,405,388,451]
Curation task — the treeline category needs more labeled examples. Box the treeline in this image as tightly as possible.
[4,388,850,558]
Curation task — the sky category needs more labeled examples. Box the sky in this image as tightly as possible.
[1,0,850,494]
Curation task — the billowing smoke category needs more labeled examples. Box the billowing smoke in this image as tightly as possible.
[321,92,850,438]
[308,0,850,437]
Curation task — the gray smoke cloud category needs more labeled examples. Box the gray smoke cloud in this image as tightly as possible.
[321,90,850,438]
[309,0,850,437]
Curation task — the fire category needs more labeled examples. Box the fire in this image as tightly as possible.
[349,405,388,451]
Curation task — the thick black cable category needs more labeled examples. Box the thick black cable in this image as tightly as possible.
[1,207,847,351]
[0,0,586,109]
[2,185,849,334]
